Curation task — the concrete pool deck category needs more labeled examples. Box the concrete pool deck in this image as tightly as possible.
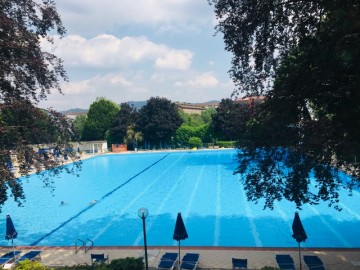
[1,246,359,269]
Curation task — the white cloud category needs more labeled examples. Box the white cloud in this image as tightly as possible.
[42,34,192,70]
[37,1,235,111]
[155,50,192,70]
[59,74,132,96]
[174,72,219,88]
[57,0,212,35]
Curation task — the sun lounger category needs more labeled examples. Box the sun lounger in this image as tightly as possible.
[180,253,200,270]
[157,252,178,269]
[15,250,41,263]
[275,254,296,270]
[91,253,109,265]
[0,251,21,266]
[232,258,247,269]
[303,255,325,270]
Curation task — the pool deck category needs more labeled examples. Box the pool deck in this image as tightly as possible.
[2,246,359,269]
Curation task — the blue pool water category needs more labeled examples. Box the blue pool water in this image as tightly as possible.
[0,149,359,248]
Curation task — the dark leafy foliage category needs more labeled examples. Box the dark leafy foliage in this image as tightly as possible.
[137,97,183,148]
[211,98,254,141]
[0,0,81,211]
[209,0,326,95]
[210,0,360,209]
[107,103,138,145]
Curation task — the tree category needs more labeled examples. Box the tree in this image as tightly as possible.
[137,97,183,148]
[179,111,204,127]
[175,124,212,147]
[210,0,360,209]
[188,137,202,148]
[124,124,143,150]
[0,0,80,211]
[209,0,329,95]
[107,103,138,145]
[211,98,253,141]
[82,97,119,141]
[201,107,216,124]
[73,114,87,140]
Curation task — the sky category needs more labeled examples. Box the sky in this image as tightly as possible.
[38,0,235,111]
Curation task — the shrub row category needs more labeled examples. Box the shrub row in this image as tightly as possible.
[15,257,144,270]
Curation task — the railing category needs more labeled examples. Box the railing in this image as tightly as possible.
[75,238,94,253]
[75,239,85,254]
[85,238,94,253]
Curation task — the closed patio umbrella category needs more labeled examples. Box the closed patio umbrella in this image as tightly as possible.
[5,215,18,257]
[173,213,188,269]
[292,212,307,270]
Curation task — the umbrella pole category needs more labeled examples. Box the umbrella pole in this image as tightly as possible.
[12,238,15,258]
[298,242,302,270]
[178,241,181,270]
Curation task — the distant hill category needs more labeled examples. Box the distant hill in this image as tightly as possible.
[60,108,88,114]
[126,101,147,110]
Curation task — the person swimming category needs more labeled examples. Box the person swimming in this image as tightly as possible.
[89,200,97,205]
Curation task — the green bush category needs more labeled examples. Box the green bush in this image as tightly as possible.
[16,260,47,270]
[108,257,144,270]
[217,140,235,148]
[55,257,143,269]
[188,137,202,148]
[260,267,280,270]
[55,265,93,270]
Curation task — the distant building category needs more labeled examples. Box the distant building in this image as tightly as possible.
[176,101,219,114]
[177,103,205,114]
[235,96,266,107]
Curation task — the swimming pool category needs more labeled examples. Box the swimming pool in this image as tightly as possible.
[0,149,359,248]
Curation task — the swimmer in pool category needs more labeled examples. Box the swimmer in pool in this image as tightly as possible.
[89,200,97,205]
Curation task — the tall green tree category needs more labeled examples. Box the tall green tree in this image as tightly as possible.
[0,0,80,210]
[211,98,253,141]
[107,103,138,145]
[175,124,211,147]
[137,97,182,148]
[73,114,87,140]
[210,0,360,209]
[82,97,119,141]
[201,107,216,124]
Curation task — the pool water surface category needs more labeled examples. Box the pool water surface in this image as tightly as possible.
[0,150,359,248]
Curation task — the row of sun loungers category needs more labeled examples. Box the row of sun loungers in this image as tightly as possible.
[0,250,42,267]
[276,254,326,270]
[1,250,325,269]
[93,252,324,270]
[157,252,200,270]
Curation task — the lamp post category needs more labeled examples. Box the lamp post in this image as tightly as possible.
[138,208,149,270]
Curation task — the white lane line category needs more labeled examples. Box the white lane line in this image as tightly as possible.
[132,166,190,246]
[238,176,262,247]
[213,164,221,246]
[308,205,351,247]
[184,166,205,218]
[92,154,185,242]
[339,203,360,220]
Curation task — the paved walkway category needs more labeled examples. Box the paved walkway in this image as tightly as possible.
[2,246,359,269]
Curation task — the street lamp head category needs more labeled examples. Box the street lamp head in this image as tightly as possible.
[138,207,149,219]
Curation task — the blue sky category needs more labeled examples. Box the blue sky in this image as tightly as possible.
[39,0,235,111]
